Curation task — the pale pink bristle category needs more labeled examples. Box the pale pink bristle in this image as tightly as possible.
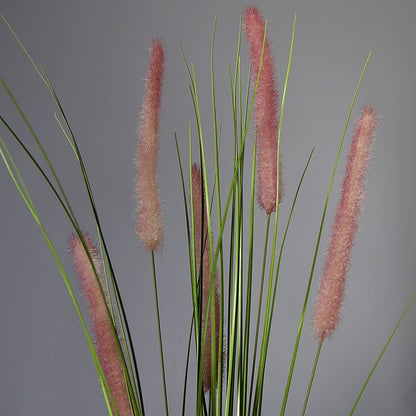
[313,104,378,340]
[191,164,222,391]
[69,233,133,415]
[243,6,282,214]
[136,39,165,251]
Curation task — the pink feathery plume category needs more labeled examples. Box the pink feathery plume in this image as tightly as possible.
[243,6,282,214]
[69,233,133,416]
[136,39,165,251]
[191,164,221,391]
[313,104,378,340]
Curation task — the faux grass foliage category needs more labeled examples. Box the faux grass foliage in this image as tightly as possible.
[70,233,134,416]
[1,5,414,416]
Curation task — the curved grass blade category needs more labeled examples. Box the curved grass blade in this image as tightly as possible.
[252,14,297,415]
[349,289,416,415]
[1,16,144,413]
[0,136,123,416]
[279,51,372,416]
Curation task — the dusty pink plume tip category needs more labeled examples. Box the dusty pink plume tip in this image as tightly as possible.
[191,164,222,391]
[313,104,378,340]
[69,233,133,415]
[136,39,165,251]
[243,6,282,214]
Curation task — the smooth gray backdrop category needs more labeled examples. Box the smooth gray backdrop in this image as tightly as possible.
[1,0,415,415]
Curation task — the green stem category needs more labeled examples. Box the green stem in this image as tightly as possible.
[301,338,324,416]
[248,214,271,415]
[151,250,169,416]
[349,289,416,415]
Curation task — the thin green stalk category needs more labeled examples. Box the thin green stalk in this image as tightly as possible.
[349,289,416,415]
[0,137,124,416]
[226,162,237,416]
[241,59,255,416]
[241,137,257,416]
[262,148,314,416]
[187,125,202,352]
[181,21,268,412]
[280,51,372,416]
[225,123,245,415]
[225,138,244,415]
[252,16,297,415]
[226,33,246,412]
[236,58,246,413]
[97,229,142,407]
[174,134,197,416]
[0,75,79,231]
[247,214,271,415]
[151,250,169,416]
[181,314,195,416]
[301,338,323,416]
[1,19,144,408]
[210,15,225,413]
[182,46,221,414]
[252,214,278,415]
[227,27,240,404]
[0,89,141,415]
[224,234,240,416]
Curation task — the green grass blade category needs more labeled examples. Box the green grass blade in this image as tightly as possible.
[301,338,323,416]
[150,251,169,416]
[210,16,226,411]
[349,289,416,415]
[1,18,144,411]
[272,148,315,415]
[252,15,297,415]
[279,51,372,416]
[181,314,195,416]
[241,137,257,416]
[0,136,123,416]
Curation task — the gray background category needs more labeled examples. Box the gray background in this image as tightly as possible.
[1,0,415,415]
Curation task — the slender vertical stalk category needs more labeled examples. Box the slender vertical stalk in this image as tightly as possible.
[210,15,225,414]
[241,137,257,416]
[151,250,169,416]
[247,214,271,415]
[301,338,324,416]
[349,289,416,415]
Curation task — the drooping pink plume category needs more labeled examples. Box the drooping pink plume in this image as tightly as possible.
[243,6,282,214]
[313,104,378,340]
[136,39,165,251]
[191,164,221,391]
[69,233,133,416]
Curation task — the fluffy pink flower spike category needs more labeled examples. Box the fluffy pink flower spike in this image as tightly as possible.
[191,164,221,391]
[136,39,165,251]
[244,6,282,214]
[313,104,378,340]
[69,233,133,416]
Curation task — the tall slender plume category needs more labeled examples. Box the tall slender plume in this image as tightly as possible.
[136,39,165,251]
[244,6,282,214]
[191,163,221,391]
[313,104,378,340]
[69,233,132,416]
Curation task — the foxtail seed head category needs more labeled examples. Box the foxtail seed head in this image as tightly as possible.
[313,104,378,340]
[191,164,222,391]
[244,6,282,214]
[69,233,133,416]
[136,39,165,251]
